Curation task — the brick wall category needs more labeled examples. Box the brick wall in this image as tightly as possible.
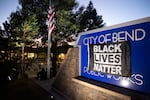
[52,47,131,100]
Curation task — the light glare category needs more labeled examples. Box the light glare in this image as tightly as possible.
[121,79,129,87]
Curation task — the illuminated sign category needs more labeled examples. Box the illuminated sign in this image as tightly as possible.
[76,17,150,94]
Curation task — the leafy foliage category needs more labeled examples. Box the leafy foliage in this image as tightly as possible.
[77,1,105,32]
[19,0,49,38]
[55,10,80,41]
[54,0,78,11]
[1,0,105,44]
[19,14,39,42]
[16,0,105,42]
[0,0,106,77]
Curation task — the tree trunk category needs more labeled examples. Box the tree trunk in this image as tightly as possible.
[21,43,25,75]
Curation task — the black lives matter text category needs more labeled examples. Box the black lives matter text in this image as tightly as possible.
[89,41,131,76]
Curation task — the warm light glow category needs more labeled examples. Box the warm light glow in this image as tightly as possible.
[58,53,65,63]
[28,53,34,58]
[58,53,65,60]
[121,79,130,87]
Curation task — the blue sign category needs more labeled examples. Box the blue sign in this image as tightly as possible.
[76,17,150,94]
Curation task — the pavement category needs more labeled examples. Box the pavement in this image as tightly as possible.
[0,78,69,100]
[0,79,55,100]
[33,78,54,93]
[33,78,70,100]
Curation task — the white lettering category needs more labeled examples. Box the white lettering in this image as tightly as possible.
[82,28,146,45]
[118,31,125,42]
[83,37,88,45]
[84,66,144,86]
[105,33,111,43]
[135,28,146,41]
[98,35,105,44]
[112,32,118,43]
[125,30,134,41]
[114,43,122,52]
[93,44,122,53]
[93,64,122,75]
[135,74,143,85]
[94,53,121,65]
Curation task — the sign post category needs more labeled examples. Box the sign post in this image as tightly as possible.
[76,17,150,94]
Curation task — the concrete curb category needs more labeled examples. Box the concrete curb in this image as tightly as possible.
[51,87,73,100]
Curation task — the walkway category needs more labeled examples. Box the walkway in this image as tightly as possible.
[0,79,56,100]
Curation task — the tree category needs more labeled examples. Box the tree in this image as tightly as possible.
[19,0,49,42]
[78,1,105,31]
[50,0,79,77]
[0,23,19,80]
[1,21,16,61]
[0,1,40,77]
[18,0,81,42]
[54,0,78,11]
[6,0,105,77]
[17,14,39,74]
[55,10,80,42]
[8,11,39,74]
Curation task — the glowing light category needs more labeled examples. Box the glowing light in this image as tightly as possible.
[58,53,65,60]
[8,76,11,81]
[58,53,65,63]
[1,51,5,53]
[121,79,130,87]
[28,53,34,58]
